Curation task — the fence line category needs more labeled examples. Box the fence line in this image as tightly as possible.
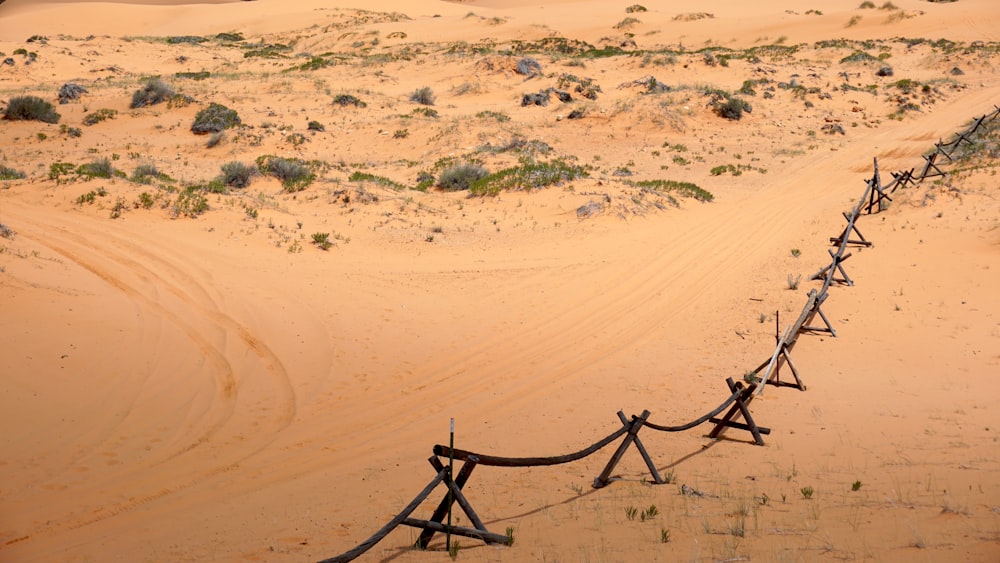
[318,105,997,562]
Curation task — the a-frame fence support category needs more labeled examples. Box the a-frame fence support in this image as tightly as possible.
[593,410,664,488]
[406,456,510,549]
[708,378,769,446]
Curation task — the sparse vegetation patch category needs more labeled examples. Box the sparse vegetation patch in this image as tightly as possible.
[191,103,241,134]
[3,95,60,123]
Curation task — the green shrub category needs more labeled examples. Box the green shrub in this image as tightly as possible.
[715,96,750,120]
[311,232,332,250]
[220,161,256,188]
[626,4,647,12]
[130,78,175,108]
[3,95,60,123]
[131,163,171,184]
[307,120,325,131]
[840,50,879,64]
[173,187,209,218]
[82,108,117,126]
[49,162,76,182]
[0,164,26,180]
[410,86,435,106]
[76,157,115,179]
[332,94,366,108]
[437,164,489,191]
[470,160,587,196]
[191,102,241,134]
[632,179,714,202]
[256,155,314,192]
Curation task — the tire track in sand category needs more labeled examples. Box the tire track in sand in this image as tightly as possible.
[2,203,297,547]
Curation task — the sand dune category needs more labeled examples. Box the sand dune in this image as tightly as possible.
[1,0,999,561]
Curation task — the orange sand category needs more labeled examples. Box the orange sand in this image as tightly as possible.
[1,0,999,561]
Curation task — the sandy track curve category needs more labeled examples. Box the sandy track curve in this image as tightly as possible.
[1,203,298,549]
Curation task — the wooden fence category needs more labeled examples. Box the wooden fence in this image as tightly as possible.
[318,105,998,562]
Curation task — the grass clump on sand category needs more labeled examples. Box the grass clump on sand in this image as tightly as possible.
[840,50,879,64]
[172,186,209,218]
[76,157,117,179]
[130,78,175,108]
[409,86,436,106]
[83,108,117,126]
[131,163,173,184]
[0,164,26,180]
[349,171,409,191]
[630,179,714,202]
[191,103,241,134]
[256,155,315,192]
[437,164,489,191]
[470,159,587,196]
[3,95,60,123]
[332,94,367,108]
[220,161,257,189]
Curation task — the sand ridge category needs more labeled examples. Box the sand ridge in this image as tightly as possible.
[1,0,999,561]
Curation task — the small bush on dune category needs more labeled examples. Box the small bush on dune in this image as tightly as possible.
[82,108,117,126]
[76,157,115,179]
[256,155,314,192]
[58,83,88,104]
[516,57,542,77]
[437,163,489,191]
[3,95,60,123]
[332,94,366,108]
[130,78,175,109]
[410,86,436,106]
[0,164,26,180]
[191,102,241,134]
[131,163,170,184]
[220,161,256,188]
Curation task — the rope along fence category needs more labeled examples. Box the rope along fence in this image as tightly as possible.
[318,105,998,562]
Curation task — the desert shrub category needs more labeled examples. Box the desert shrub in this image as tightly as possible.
[48,162,76,182]
[516,57,542,77]
[58,83,88,104]
[332,93,366,108]
[175,71,211,80]
[172,187,209,218]
[311,232,332,250]
[521,91,550,106]
[714,96,751,120]
[256,155,314,192]
[216,32,245,42]
[0,164,26,180]
[437,164,489,191]
[130,78,175,108]
[859,1,875,7]
[470,160,587,196]
[76,157,114,179]
[82,108,117,126]
[191,102,241,134]
[131,163,171,184]
[167,35,207,45]
[0,223,15,239]
[632,179,714,202]
[626,4,647,12]
[3,95,59,123]
[220,161,256,188]
[840,50,879,64]
[410,86,435,106]
[307,120,325,131]
[61,124,82,137]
